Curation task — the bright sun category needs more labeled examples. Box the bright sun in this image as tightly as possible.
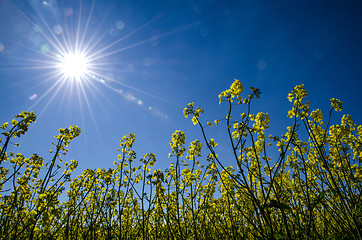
[57,52,89,79]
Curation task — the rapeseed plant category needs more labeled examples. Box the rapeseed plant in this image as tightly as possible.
[0,80,360,239]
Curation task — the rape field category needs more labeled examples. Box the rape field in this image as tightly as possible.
[0,80,361,239]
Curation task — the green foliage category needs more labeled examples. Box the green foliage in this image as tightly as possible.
[0,80,361,239]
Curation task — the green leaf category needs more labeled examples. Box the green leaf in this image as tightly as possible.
[275,233,284,239]
[326,233,337,240]
[309,190,326,210]
[267,200,291,210]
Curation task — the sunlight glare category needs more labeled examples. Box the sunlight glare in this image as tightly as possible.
[57,52,89,79]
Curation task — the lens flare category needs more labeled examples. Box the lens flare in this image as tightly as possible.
[1,0,191,121]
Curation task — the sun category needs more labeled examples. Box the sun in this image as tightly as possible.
[4,0,174,120]
[57,51,90,80]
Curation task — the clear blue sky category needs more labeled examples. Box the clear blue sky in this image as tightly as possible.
[1,0,361,175]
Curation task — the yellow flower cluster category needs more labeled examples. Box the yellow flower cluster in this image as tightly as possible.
[218,79,243,103]
[330,98,343,112]
[169,130,186,157]
[1,80,361,239]
[183,102,204,125]
[287,84,311,119]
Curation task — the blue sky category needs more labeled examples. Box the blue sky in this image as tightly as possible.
[1,0,361,175]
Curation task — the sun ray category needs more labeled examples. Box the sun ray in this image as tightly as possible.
[28,77,68,118]
[88,14,164,60]
[2,0,189,125]
[80,4,116,54]
[91,21,198,62]
[26,78,63,111]
[79,0,97,51]
[31,8,69,56]
[77,76,107,153]
[14,4,66,55]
